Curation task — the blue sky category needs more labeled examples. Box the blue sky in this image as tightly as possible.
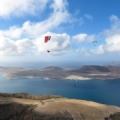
[0,0,120,66]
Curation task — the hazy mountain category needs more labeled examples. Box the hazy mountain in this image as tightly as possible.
[1,65,120,80]
[71,65,111,73]
[43,66,64,70]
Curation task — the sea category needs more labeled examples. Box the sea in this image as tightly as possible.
[0,72,120,106]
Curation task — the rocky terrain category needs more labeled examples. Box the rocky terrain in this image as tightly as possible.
[0,93,120,120]
[1,65,120,80]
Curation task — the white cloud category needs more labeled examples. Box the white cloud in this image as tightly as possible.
[50,0,68,12]
[0,0,101,58]
[0,0,49,18]
[0,35,16,55]
[0,31,70,56]
[0,35,33,56]
[71,15,120,57]
[76,47,90,56]
[0,0,70,39]
[21,11,70,37]
[91,15,120,55]
[72,33,95,42]
[104,15,120,37]
[0,26,23,39]
[109,15,120,26]
[0,0,71,56]
[105,34,120,52]
[15,38,33,54]
[91,34,120,54]
[102,15,120,53]
[91,45,105,54]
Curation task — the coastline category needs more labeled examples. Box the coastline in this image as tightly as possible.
[1,72,120,81]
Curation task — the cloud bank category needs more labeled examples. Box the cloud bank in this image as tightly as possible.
[0,0,120,61]
[0,0,49,18]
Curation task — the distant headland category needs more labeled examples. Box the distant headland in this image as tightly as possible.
[0,65,120,80]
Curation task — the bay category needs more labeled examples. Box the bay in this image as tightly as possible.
[0,73,120,106]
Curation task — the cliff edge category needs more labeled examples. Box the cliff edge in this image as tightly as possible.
[0,93,120,120]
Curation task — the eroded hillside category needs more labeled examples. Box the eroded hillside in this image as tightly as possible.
[0,93,120,120]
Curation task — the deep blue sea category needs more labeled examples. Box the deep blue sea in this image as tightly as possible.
[0,72,120,106]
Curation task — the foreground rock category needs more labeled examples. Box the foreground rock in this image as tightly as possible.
[105,112,120,120]
[0,93,120,120]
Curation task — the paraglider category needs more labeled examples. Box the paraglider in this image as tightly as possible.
[92,40,97,46]
[44,36,51,43]
[44,36,51,53]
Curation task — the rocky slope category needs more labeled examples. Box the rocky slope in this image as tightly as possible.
[0,93,120,120]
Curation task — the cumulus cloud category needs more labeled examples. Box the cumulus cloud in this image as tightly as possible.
[103,15,120,53]
[104,15,120,37]
[21,11,70,37]
[1,0,70,39]
[91,15,120,55]
[91,34,120,54]
[72,33,95,42]
[0,35,33,56]
[1,0,111,58]
[91,45,105,54]
[0,31,70,56]
[72,15,120,56]
[0,0,72,56]
[76,47,90,56]
[0,35,16,55]
[0,26,23,39]
[105,34,120,52]
[109,15,120,26]
[15,39,34,54]
[50,0,68,12]
[0,0,49,18]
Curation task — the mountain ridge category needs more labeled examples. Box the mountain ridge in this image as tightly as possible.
[0,65,120,80]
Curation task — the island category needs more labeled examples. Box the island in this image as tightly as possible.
[0,65,120,80]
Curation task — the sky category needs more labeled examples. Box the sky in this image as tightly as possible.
[0,0,120,67]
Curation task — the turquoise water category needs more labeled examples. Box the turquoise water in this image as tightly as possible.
[0,75,120,106]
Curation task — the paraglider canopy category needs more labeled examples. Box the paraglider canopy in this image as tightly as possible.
[45,36,51,43]
[92,40,97,43]
[92,40,97,46]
